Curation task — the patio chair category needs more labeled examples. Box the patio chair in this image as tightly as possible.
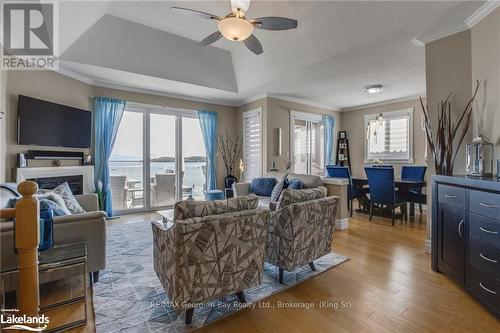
[154,173,176,206]
[110,175,128,212]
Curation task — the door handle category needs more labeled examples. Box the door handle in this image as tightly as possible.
[479,282,497,295]
[480,226,498,235]
[480,253,498,264]
[480,202,498,209]
[444,194,457,199]
[458,219,464,238]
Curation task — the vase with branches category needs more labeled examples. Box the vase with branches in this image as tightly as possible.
[217,132,242,189]
[420,81,480,176]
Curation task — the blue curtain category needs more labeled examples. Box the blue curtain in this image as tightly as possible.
[94,97,126,216]
[197,110,218,191]
[323,115,336,167]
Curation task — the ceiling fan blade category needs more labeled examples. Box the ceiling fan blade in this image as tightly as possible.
[171,7,221,20]
[251,17,298,30]
[231,0,251,14]
[243,34,263,55]
[199,31,222,46]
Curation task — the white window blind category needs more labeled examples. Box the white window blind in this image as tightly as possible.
[364,109,413,162]
[243,110,262,181]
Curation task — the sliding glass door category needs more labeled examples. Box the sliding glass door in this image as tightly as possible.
[110,105,206,215]
[150,113,177,208]
[182,117,206,200]
[109,111,144,214]
[291,112,325,176]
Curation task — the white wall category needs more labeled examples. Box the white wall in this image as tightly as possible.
[0,70,7,183]
[471,7,500,173]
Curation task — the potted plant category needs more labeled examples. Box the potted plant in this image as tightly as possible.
[217,132,242,189]
[420,81,480,175]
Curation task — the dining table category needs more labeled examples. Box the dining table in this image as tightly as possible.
[351,176,427,219]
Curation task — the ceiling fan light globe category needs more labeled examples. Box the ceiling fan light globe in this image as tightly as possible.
[218,17,254,42]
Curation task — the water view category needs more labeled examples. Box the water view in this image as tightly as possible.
[109,160,206,210]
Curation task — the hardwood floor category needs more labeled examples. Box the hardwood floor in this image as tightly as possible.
[58,210,500,332]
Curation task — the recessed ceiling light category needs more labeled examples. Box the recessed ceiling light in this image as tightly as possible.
[365,85,384,94]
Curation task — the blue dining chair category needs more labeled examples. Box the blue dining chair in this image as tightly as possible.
[326,165,360,217]
[364,167,407,226]
[401,165,427,214]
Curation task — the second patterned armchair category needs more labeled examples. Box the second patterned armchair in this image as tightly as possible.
[265,187,339,283]
[152,195,269,324]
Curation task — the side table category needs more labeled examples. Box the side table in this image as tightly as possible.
[1,242,88,332]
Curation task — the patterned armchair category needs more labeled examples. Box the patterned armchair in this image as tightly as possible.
[265,187,339,283]
[152,195,269,324]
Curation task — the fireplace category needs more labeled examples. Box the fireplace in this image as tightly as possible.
[27,175,84,194]
[16,166,95,194]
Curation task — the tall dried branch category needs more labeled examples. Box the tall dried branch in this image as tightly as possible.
[420,80,480,175]
[217,132,242,175]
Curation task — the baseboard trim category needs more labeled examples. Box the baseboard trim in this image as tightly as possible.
[424,237,432,254]
[335,218,349,231]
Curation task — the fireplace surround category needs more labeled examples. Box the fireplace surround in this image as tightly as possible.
[16,166,95,194]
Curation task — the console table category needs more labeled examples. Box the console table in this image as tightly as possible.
[432,175,500,318]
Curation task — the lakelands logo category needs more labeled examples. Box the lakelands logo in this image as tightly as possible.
[1,313,49,331]
[1,1,59,70]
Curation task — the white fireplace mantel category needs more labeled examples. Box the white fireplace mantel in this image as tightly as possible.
[16,166,95,194]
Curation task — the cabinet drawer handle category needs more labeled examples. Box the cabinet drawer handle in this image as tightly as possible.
[480,202,498,209]
[480,253,498,264]
[479,282,497,295]
[444,194,457,199]
[480,226,498,235]
[458,220,464,238]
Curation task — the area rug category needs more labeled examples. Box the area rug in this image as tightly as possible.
[92,220,348,333]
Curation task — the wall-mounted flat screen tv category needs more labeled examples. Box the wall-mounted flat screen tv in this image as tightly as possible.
[17,95,92,148]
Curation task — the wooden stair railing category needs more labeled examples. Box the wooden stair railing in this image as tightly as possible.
[0,181,40,319]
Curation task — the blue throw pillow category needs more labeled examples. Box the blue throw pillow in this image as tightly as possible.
[39,199,68,216]
[271,178,289,201]
[288,179,303,190]
[8,198,67,217]
[251,178,277,196]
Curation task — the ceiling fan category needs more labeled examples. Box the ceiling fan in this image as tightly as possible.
[171,0,298,55]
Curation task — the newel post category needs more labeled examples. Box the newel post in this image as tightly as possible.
[15,181,40,318]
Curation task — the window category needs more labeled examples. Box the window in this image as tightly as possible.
[243,109,262,181]
[364,108,413,163]
[109,104,206,215]
[290,111,325,176]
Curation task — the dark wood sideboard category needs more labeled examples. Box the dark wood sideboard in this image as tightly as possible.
[432,175,500,318]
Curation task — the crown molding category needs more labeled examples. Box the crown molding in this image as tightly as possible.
[55,67,96,85]
[340,94,426,112]
[238,92,268,107]
[92,80,239,107]
[267,94,340,111]
[53,67,240,107]
[465,0,500,28]
[238,93,339,111]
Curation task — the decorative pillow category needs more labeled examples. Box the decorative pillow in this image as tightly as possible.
[174,195,260,220]
[38,182,84,214]
[287,179,303,190]
[35,192,72,215]
[271,178,289,202]
[174,200,215,220]
[8,197,68,217]
[251,178,277,196]
[277,186,328,209]
[39,199,68,216]
[214,195,259,214]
